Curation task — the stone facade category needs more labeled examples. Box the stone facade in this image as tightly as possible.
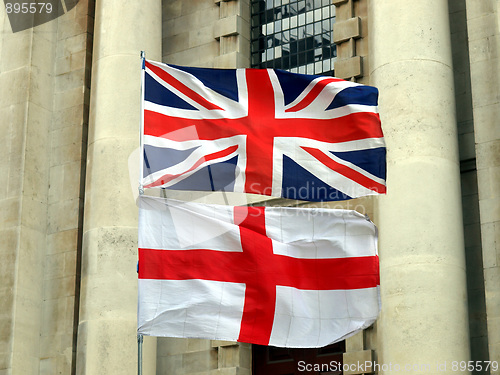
[0,0,498,374]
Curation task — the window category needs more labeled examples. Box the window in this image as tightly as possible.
[253,341,345,374]
[250,0,337,75]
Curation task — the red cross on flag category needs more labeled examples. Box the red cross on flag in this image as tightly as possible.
[137,195,380,347]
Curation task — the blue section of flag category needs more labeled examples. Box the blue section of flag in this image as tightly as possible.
[331,147,386,180]
[281,155,352,201]
[327,86,379,110]
[143,145,200,178]
[145,72,196,109]
[170,65,239,102]
[165,156,238,192]
[274,69,319,106]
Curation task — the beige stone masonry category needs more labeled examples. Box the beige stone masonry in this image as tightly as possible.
[465,0,500,370]
[0,1,58,373]
[41,1,95,373]
[370,0,470,371]
[332,0,367,82]
[334,55,362,79]
[76,1,161,374]
[344,350,373,375]
[333,17,360,43]
[214,0,250,68]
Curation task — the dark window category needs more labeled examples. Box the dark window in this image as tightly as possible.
[253,341,345,374]
[250,0,337,75]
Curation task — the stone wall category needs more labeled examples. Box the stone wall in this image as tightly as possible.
[162,0,250,68]
[0,4,56,374]
[41,1,94,374]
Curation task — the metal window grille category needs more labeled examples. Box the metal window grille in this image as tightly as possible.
[250,0,336,75]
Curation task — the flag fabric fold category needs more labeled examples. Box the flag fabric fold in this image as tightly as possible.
[137,195,380,347]
[141,59,386,201]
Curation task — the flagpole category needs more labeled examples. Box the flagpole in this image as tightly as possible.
[137,334,143,375]
[139,50,146,196]
[138,50,145,375]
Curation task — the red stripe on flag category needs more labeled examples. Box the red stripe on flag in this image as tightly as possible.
[285,78,341,113]
[143,145,238,188]
[301,146,387,194]
[143,110,383,143]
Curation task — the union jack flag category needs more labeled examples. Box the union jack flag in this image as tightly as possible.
[141,59,386,201]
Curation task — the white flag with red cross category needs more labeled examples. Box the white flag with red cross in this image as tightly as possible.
[137,195,380,348]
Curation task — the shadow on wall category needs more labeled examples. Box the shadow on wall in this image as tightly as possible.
[4,0,79,32]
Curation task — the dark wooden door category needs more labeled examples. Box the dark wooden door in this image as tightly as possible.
[252,341,344,375]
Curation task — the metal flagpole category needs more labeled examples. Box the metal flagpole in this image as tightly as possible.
[137,334,143,375]
[139,50,146,196]
[138,50,145,375]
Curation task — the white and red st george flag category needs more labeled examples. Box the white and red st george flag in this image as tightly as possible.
[137,195,380,348]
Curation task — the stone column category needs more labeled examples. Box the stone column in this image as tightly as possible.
[76,1,161,374]
[369,0,470,372]
[0,5,56,374]
[465,0,500,369]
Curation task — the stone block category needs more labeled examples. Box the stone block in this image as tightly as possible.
[466,0,496,24]
[0,197,21,229]
[333,17,361,44]
[479,197,500,223]
[57,15,89,41]
[0,66,30,107]
[43,275,77,300]
[481,222,499,268]
[214,51,250,69]
[54,86,85,111]
[47,198,80,234]
[213,15,249,40]
[0,32,31,71]
[190,25,216,48]
[79,227,139,320]
[163,0,182,19]
[211,340,237,347]
[157,337,189,356]
[0,252,16,291]
[162,18,175,38]
[70,49,90,71]
[164,41,218,66]
[469,58,500,108]
[476,165,498,200]
[187,339,213,353]
[31,32,56,69]
[52,104,85,130]
[46,229,79,255]
[56,55,71,75]
[343,350,373,375]
[218,345,240,368]
[473,104,500,144]
[476,140,500,170]
[182,0,217,15]
[334,56,362,79]
[345,330,363,352]
[182,348,218,373]
[51,141,83,168]
[55,68,86,93]
[51,123,84,148]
